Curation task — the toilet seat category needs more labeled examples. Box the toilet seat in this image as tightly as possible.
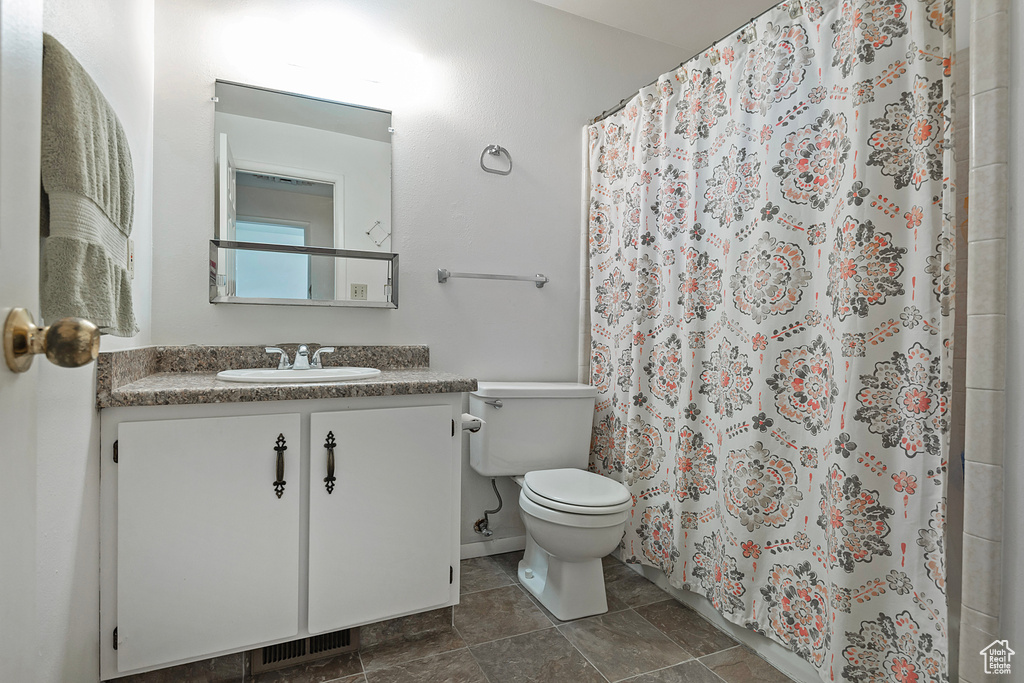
[522,468,632,515]
[519,491,630,528]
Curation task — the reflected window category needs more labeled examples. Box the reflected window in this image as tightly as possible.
[235,220,309,299]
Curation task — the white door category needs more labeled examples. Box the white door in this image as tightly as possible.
[307,406,454,635]
[116,414,302,672]
[216,132,237,295]
[0,2,43,681]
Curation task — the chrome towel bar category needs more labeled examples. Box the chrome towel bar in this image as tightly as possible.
[437,269,548,288]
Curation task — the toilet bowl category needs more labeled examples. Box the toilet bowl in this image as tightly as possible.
[466,382,632,621]
[515,469,631,620]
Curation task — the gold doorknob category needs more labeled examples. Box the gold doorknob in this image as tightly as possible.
[3,308,100,373]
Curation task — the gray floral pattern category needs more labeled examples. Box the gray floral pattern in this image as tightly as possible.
[587,1,954,679]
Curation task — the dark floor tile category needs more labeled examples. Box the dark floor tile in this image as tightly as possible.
[364,649,487,683]
[602,553,623,567]
[558,609,691,681]
[249,651,362,683]
[470,627,605,683]
[359,608,452,649]
[604,563,670,608]
[489,550,523,583]
[460,556,514,594]
[524,583,629,625]
[454,585,553,645]
[119,652,244,683]
[360,628,467,672]
[623,660,724,683]
[701,646,793,683]
[635,599,739,657]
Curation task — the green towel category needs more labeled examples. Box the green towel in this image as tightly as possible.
[40,33,137,337]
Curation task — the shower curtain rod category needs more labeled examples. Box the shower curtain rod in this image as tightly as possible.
[589,0,794,125]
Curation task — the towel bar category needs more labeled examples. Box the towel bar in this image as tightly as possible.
[437,269,548,288]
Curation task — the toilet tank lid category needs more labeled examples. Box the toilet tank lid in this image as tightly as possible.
[471,382,598,399]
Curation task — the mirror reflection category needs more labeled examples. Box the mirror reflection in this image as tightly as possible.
[213,81,395,307]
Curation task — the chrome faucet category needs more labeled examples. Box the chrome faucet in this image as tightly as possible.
[293,344,312,370]
[265,347,290,369]
[266,345,334,370]
[311,347,335,369]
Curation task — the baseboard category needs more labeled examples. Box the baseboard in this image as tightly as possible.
[460,535,527,559]
[628,563,820,683]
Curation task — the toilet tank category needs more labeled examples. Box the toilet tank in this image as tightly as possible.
[468,382,598,477]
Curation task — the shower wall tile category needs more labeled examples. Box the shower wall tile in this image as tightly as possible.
[966,239,1007,315]
[964,389,1006,466]
[960,1,1008,678]
[965,315,1006,390]
[963,462,1004,541]
[961,534,1002,615]
[970,88,1009,167]
[967,166,1007,241]
[972,0,1009,21]
[970,12,1009,94]
[959,621,1000,683]
[961,606,1000,640]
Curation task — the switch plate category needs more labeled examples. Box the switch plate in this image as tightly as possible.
[350,283,368,300]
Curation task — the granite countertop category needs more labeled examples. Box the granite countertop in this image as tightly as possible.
[96,345,477,409]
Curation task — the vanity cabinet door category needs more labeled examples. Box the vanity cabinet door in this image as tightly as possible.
[308,406,453,635]
[116,414,301,672]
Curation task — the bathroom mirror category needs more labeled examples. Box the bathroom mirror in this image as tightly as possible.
[212,80,396,307]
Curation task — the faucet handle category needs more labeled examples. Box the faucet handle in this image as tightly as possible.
[265,347,291,370]
[311,346,335,369]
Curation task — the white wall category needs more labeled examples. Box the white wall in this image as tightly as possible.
[39,1,154,681]
[216,110,392,253]
[1002,0,1023,657]
[152,0,684,546]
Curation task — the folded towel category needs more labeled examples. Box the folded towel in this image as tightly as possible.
[40,33,137,336]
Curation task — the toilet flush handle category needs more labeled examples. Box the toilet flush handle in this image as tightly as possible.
[484,399,503,409]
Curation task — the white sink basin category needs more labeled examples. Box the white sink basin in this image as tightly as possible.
[216,367,382,383]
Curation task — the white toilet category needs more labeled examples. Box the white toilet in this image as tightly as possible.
[467,382,632,621]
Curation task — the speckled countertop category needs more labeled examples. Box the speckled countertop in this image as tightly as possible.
[96,345,477,408]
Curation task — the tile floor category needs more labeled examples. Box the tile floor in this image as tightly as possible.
[118,552,796,683]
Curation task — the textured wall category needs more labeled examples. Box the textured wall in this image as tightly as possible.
[151,0,685,546]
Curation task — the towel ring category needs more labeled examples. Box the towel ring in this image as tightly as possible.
[480,145,512,175]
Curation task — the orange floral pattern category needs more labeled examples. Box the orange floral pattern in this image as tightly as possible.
[587,2,954,680]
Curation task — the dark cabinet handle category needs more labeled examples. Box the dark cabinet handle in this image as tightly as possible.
[324,431,337,494]
[273,434,287,498]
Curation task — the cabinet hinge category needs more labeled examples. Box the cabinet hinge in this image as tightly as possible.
[450,566,453,584]
[112,627,118,650]
[112,441,118,463]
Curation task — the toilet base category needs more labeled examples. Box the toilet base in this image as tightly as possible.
[518,535,608,621]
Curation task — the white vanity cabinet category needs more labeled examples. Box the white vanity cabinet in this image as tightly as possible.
[308,406,453,634]
[114,413,302,673]
[100,395,462,680]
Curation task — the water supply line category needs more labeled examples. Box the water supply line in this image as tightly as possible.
[473,478,503,537]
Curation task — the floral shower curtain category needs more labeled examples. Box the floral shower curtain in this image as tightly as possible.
[587,1,954,681]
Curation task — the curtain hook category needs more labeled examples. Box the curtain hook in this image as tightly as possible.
[741,21,757,44]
